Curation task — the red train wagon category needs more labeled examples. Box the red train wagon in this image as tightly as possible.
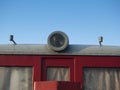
[0,31,120,90]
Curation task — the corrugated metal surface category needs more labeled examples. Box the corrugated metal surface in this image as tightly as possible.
[0,44,120,56]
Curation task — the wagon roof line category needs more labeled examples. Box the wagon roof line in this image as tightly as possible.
[0,44,120,56]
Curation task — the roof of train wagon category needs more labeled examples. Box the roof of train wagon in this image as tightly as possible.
[0,44,120,56]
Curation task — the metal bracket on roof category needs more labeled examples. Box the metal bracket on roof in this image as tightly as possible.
[9,35,17,45]
[98,36,103,46]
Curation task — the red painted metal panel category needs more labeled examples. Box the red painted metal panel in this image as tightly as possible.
[75,56,120,89]
[0,55,41,90]
[41,56,74,81]
[0,55,120,90]
[34,81,81,90]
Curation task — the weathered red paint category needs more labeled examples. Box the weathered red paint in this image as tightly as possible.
[0,55,41,81]
[34,81,81,90]
[75,56,120,89]
[0,55,120,90]
[41,56,74,81]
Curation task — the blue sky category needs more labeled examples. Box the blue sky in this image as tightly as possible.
[0,0,120,46]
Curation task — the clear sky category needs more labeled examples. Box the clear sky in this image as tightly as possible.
[0,0,120,46]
